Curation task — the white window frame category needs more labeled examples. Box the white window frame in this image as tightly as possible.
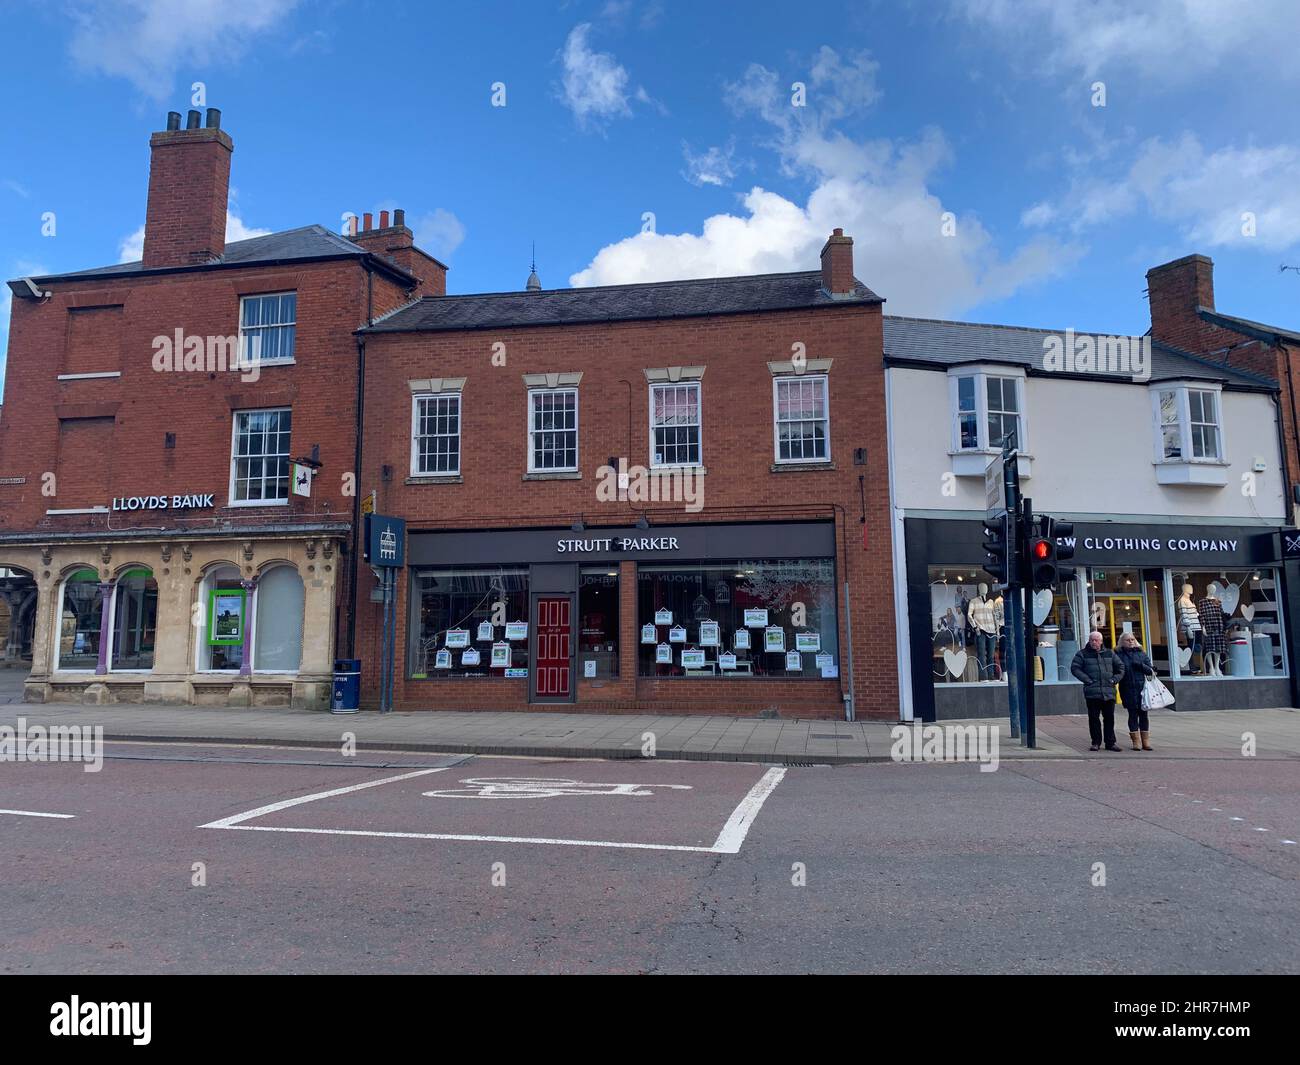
[1149,382,1226,465]
[772,374,831,465]
[229,407,292,507]
[238,292,297,364]
[53,571,103,674]
[947,369,1027,453]
[527,387,579,473]
[411,392,462,476]
[649,381,702,468]
[195,568,246,675]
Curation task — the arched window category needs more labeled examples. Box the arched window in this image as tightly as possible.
[198,565,245,672]
[111,568,158,671]
[59,569,103,671]
[255,566,304,672]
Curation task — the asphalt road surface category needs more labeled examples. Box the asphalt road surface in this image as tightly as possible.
[1,741,1296,974]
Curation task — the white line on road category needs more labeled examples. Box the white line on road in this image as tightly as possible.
[197,767,450,829]
[711,767,787,854]
[0,808,76,819]
[209,824,719,852]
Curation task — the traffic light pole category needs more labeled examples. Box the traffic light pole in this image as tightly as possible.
[1001,454,1021,741]
[1021,497,1037,749]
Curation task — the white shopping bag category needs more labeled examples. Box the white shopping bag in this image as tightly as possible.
[1142,676,1175,710]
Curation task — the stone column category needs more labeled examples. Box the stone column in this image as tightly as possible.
[94,580,115,675]
[238,577,257,676]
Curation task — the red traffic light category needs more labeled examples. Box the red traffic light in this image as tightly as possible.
[1031,539,1051,560]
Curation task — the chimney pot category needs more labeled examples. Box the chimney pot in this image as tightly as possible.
[166,111,181,131]
[379,210,390,229]
[205,108,221,130]
[185,109,201,130]
[363,212,373,231]
[394,208,405,228]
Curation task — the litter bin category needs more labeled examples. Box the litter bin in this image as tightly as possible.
[331,658,361,713]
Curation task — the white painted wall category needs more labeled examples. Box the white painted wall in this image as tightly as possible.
[888,367,1286,520]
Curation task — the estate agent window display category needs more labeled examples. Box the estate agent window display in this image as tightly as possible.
[408,566,530,678]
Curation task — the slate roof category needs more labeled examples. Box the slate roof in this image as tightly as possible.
[883,314,1276,391]
[360,270,881,333]
[15,225,409,285]
[1197,306,1300,345]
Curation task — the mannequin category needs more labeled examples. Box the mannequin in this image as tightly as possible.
[1176,583,1203,674]
[968,582,999,680]
[1197,582,1227,677]
[992,592,1005,680]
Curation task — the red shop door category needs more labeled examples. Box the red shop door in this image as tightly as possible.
[534,597,572,700]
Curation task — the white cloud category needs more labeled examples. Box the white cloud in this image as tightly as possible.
[574,48,1080,317]
[953,0,1300,83]
[117,210,271,262]
[1045,134,1300,250]
[2,180,30,199]
[557,23,635,130]
[68,0,300,99]
[681,142,736,187]
[1020,202,1056,228]
[410,209,466,261]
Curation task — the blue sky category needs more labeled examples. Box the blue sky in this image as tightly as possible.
[3,0,1300,391]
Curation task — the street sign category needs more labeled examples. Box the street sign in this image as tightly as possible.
[292,463,313,497]
[984,455,1006,520]
[365,513,406,567]
[361,490,376,516]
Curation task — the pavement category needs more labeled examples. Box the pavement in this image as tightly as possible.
[1,663,1297,763]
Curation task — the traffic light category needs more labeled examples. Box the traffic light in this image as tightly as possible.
[982,514,1009,585]
[1029,514,1057,590]
[1054,521,1076,565]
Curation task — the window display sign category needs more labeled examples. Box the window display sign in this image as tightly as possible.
[681,648,706,668]
[207,589,246,647]
[699,621,720,646]
[435,649,452,670]
[461,648,481,667]
[505,621,528,641]
[734,629,751,650]
[719,652,737,670]
[764,626,786,652]
[655,643,672,664]
[816,654,838,678]
[641,623,657,644]
[795,632,821,653]
[668,625,687,643]
[491,642,511,667]
[505,668,528,678]
[584,659,597,678]
[654,608,673,626]
[445,628,470,649]
[744,608,768,628]
[477,621,494,642]
[785,651,802,671]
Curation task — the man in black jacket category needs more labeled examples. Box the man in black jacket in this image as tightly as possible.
[1071,630,1126,752]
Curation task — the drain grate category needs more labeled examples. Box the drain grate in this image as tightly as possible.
[809,733,852,740]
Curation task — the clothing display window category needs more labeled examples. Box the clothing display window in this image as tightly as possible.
[58,569,103,671]
[637,559,837,677]
[409,567,529,678]
[578,567,619,678]
[929,567,1007,684]
[1169,569,1284,679]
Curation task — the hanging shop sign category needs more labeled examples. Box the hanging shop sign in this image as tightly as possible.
[699,621,720,646]
[435,649,452,670]
[655,643,672,664]
[365,513,406,567]
[734,629,751,650]
[785,651,803,672]
[654,608,673,625]
[744,608,769,628]
[668,625,687,643]
[681,648,706,669]
[719,652,737,671]
[491,642,511,667]
[640,624,657,644]
[505,621,528,641]
[477,621,495,641]
[1282,528,1300,560]
[795,632,821,653]
[445,629,470,649]
[764,626,786,652]
[461,648,481,667]
[207,589,246,647]
[112,493,215,512]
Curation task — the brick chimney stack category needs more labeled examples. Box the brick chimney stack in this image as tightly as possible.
[142,109,233,268]
[820,228,856,298]
[348,208,448,297]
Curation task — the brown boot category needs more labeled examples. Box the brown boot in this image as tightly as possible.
[1129,731,1141,750]
[1141,731,1153,751]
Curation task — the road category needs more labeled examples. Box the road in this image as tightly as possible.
[1,738,1296,974]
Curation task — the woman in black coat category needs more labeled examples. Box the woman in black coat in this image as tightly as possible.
[1116,632,1156,751]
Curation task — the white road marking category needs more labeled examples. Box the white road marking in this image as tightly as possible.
[201,763,789,855]
[0,808,76,819]
[198,767,450,829]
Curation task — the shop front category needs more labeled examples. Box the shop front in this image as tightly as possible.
[904,517,1292,720]
[399,520,850,716]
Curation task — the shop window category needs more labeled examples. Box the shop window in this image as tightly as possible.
[1169,569,1285,679]
[239,292,296,363]
[412,393,461,476]
[230,407,292,504]
[650,382,701,467]
[1082,568,1172,678]
[637,559,838,678]
[528,388,578,472]
[111,568,157,671]
[578,567,620,678]
[199,566,246,672]
[254,566,304,672]
[773,376,829,463]
[58,569,103,671]
[947,370,1025,453]
[409,567,529,678]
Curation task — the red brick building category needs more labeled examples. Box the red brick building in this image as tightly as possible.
[353,232,897,719]
[0,110,443,708]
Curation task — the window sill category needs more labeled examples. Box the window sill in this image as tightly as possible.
[406,474,463,485]
[243,358,296,368]
[226,499,290,508]
[650,464,707,475]
[770,462,836,473]
[949,450,1033,479]
[1153,461,1228,486]
[524,471,581,481]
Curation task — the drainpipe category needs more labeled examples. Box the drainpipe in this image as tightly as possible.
[345,266,376,659]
